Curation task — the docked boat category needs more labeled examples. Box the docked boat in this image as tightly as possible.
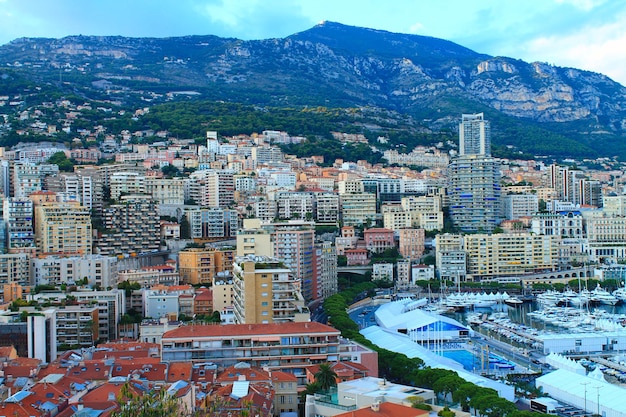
[591,284,619,306]
[613,285,626,302]
[504,297,523,306]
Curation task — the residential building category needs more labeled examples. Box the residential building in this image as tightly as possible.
[313,240,338,301]
[447,154,502,233]
[55,305,99,349]
[463,233,560,280]
[0,253,30,287]
[268,221,315,302]
[178,248,234,285]
[398,228,425,259]
[459,112,490,156]
[340,192,377,227]
[503,193,539,220]
[161,322,340,379]
[236,218,273,257]
[144,288,180,320]
[363,228,395,253]
[34,201,92,255]
[96,195,160,256]
[145,177,185,205]
[185,207,239,239]
[31,254,118,288]
[232,256,308,324]
[110,171,146,201]
[315,191,340,224]
[3,197,35,253]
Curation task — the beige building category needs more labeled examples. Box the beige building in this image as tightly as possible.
[232,256,309,324]
[340,192,377,227]
[0,253,30,287]
[34,201,92,255]
[236,218,273,257]
[382,204,412,231]
[145,177,185,205]
[55,305,99,349]
[584,213,626,262]
[110,171,146,201]
[463,233,560,280]
[178,248,235,285]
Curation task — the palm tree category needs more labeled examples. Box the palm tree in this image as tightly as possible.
[314,363,338,391]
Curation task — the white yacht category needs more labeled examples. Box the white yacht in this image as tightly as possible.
[591,284,619,306]
[613,284,626,302]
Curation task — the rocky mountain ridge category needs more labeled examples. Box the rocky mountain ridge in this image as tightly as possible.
[1,21,625,155]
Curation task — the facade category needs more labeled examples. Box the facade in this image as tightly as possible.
[340,192,377,227]
[382,205,412,231]
[187,169,235,208]
[463,233,560,280]
[270,222,315,302]
[398,228,425,259]
[531,211,585,237]
[313,241,338,301]
[459,112,490,156]
[31,255,118,287]
[3,197,35,253]
[0,253,30,287]
[185,207,239,240]
[236,219,273,257]
[145,177,185,205]
[232,256,308,324]
[178,248,234,285]
[143,288,180,320]
[55,305,99,349]
[34,201,92,255]
[161,322,340,377]
[363,228,395,253]
[314,192,340,224]
[503,193,539,220]
[447,154,503,233]
[110,171,146,201]
[584,213,626,262]
[276,191,315,220]
[96,195,160,256]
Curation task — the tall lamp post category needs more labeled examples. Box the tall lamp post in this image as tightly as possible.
[581,381,589,415]
[594,386,602,417]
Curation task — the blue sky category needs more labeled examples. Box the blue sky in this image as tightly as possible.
[1,0,625,85]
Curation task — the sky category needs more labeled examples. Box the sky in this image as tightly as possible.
[0,0,625,85]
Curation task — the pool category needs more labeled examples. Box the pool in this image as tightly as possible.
[438,350,515,372]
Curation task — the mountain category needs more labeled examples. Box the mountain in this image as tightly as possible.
[1,21,626,158]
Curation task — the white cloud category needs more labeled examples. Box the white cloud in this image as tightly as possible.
[408,22,424,34]
[522,17,626,85]
[555,0,607,11]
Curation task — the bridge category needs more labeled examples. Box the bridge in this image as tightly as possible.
[337,265,373,275]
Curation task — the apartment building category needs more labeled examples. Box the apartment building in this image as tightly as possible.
[363,228,395,253]
[96,195,160,256]
[463,233,560,280]
[340,192,377,227]
[34,201,92,255]
[0,253,30,287]
[145,177,185,205]
[314,192,340,224]
[584,213,626,262]
[3,197,35,253]
[31,254,118,288]
[161,322,340,378]
[398,228,425,259]
[178,248,235,285]
[232,256,308,324]
[185,207,239,240]
[503,193,539,220]
[236,219,273,258]
[55,305,99,349]
[313,240,338,302]
[382,204,412,232]
[276,191,315,220]
[110,171,146,201]
[531,211,585,237]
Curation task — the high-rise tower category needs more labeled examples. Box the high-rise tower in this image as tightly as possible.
[448,114,502,232]
[459,113,491,156]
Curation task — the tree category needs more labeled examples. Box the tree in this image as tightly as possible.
[111,382,182,417]
[314,363,338,391]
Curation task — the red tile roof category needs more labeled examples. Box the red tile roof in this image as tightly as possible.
[166,362,193,382]
[163,322,338,339]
